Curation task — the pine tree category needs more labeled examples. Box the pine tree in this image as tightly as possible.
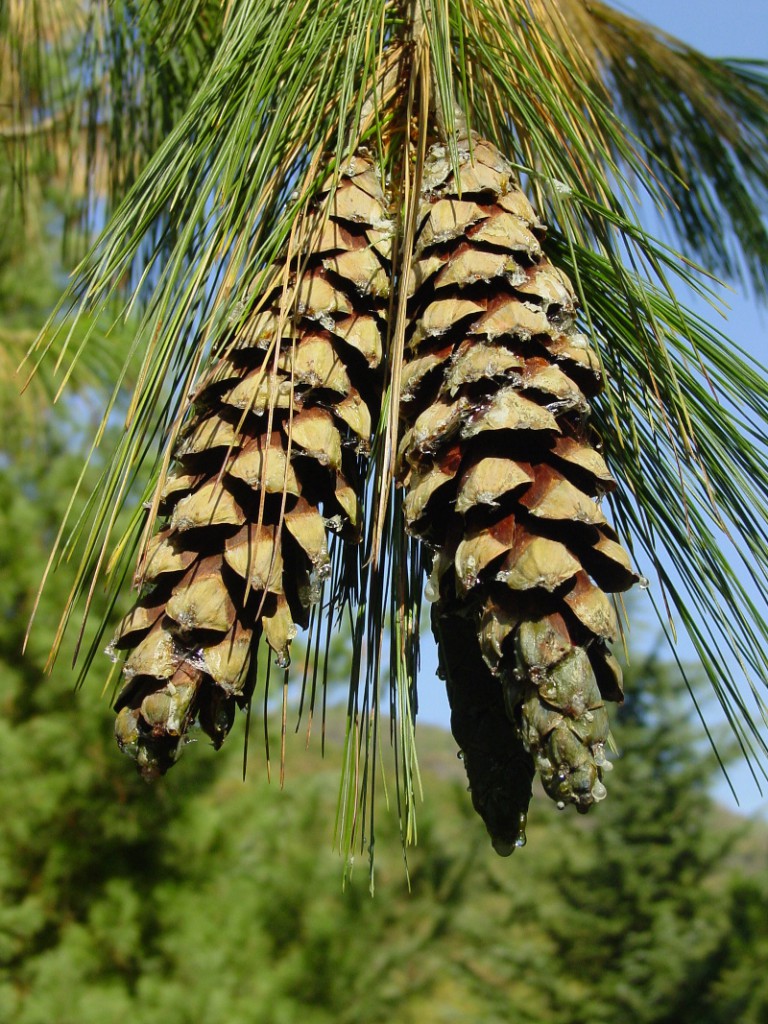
[4,116,768,1022]
[11,0,768,854]
[536,653,742,1024]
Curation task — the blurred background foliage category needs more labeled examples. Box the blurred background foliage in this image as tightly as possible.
[1,416,768,1022]
[1,327,767,1020]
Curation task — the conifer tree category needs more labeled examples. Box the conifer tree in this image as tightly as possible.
[538,652,741,1024]
[9,0,768,853]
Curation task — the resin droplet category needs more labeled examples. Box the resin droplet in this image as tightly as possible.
[515,812,528,848]
[275,649,291,669]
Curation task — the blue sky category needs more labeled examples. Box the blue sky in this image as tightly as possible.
[628,0,767,59]
[415,0,768,818]
[631,0,768,815]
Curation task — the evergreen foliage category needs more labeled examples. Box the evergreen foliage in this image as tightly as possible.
[3,7,768,1011]
[0,440,766,1021]
[8,1,768,851]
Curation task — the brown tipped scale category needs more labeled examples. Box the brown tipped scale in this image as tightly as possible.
[169,481,245,532]
[434,248,527,290]
[470,298,552,342]
[461,386,560,439]
[408,396,468,457]
[283,498,330,571]
[112,153,389,777]
[332,391,371,448]
[175,414,241,457]
[332,314,383,366]
[403,448,461,527]
[293,270,355,318]
[400,342,453,401]
[522,361,589,412]
[228,434,301,495]
[123,623,181,681]
[469,211,542,258]
[584,531,637,593]
[140,532,197,582]
[411,297,484,344]
[551,435,616,491]
[201,624,253,695]
[563,572,619,642]
[224,524,284,594]
[442,341,524,396]
[223,370,294,415]
[160,471,203,504]
[519,466,607,527]
[496,532,582,594]
[455,458,533,514]
[399,137,637,843]
[112,600,165,646]
[417,199,488,249]
[288,408,343,470]
[322,248,389,297]
[282,334,352,393]
[328,181,391,227]
[166,556,238,634]
[516,263,577,318]
[454,514,518,587]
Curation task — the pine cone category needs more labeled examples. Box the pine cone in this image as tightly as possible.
[400,138,636,830]
[433,606,534,855]
[111,153,391,777]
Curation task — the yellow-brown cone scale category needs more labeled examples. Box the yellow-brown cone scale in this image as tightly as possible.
[111,153,391,778]
[399,138,637,848]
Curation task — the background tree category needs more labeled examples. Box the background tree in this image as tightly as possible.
[536,654,743,1024]
[1,438,765,1022]
[7,0,768,857]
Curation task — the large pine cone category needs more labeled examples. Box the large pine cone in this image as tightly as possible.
[111,153,391,777]
[399,138,637,848]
